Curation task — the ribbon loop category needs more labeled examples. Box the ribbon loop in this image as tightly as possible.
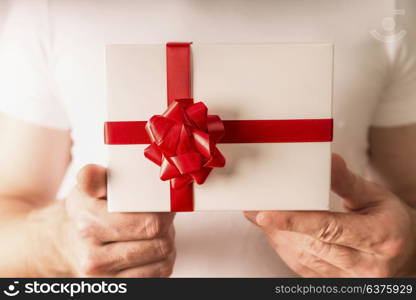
[144,99,226,189]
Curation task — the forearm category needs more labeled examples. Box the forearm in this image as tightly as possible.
[393,188,416,209]
[369,125,416,208]
[371,154,416,208]
[0,197,69,277]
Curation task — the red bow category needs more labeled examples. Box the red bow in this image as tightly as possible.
[144,98,226,189]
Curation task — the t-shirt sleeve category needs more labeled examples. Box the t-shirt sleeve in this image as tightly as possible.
[0,0,70,130]
[371,1,416,127]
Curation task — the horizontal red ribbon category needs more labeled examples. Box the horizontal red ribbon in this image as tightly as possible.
[105,119,333,145]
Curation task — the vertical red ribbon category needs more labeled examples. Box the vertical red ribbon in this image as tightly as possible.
[166,42,194,212]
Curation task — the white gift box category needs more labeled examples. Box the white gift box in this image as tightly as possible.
[106,43,333,212]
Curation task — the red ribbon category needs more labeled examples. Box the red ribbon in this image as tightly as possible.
[105,42,333,212]
[144,99,226,190]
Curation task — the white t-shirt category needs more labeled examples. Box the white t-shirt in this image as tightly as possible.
[1,0,416,277]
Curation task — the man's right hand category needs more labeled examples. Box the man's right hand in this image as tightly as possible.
[59,164,176,277]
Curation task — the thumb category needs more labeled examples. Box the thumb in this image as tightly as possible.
[331,153,383,210]
[76,164,107,199]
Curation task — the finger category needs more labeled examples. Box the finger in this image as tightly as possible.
[103,229,175,272]
[331,153,386,210]
[298,253,344,277]
[77,164,107,199]
[244,211,259,224]
[115,252,176,278]
[80,203,175,242]
[267,231,344,277]
[295,232,369,273]
[266,231,321,277]
[254,210,377,251]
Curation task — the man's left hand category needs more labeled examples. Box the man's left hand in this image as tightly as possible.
[244,154,416,277]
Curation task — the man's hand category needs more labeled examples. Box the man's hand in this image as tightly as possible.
[244,154,416,277]
[59,165,176,277]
